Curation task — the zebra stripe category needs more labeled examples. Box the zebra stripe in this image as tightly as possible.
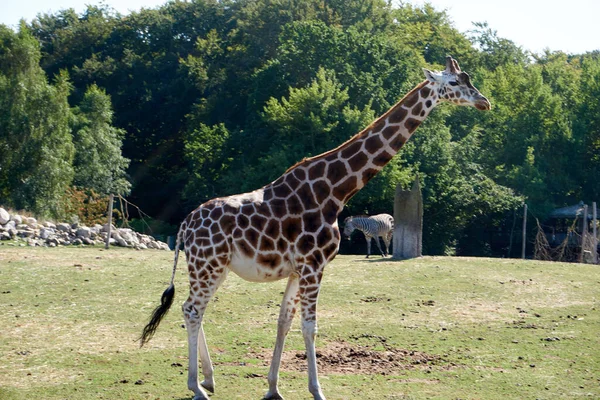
[343,213,394,258]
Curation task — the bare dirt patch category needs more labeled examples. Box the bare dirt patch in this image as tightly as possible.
[253,341,449,375]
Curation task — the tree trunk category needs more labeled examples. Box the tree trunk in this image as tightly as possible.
[393,178,423,259]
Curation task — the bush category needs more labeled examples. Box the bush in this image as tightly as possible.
[63,187,109,226]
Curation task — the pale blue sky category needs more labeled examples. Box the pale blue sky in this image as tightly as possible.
[1,0,598,54]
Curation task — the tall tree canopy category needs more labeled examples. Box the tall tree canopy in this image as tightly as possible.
[0,0,597,255]
[0,25,74,216]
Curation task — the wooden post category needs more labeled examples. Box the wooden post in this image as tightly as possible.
[105,194,114,250]
[580,204,588,263]
[593,202,598,264]
[521,203,527,259]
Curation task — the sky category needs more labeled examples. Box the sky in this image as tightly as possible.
[1,0,599,54]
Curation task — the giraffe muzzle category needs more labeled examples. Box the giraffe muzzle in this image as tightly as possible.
[474,97,491,111]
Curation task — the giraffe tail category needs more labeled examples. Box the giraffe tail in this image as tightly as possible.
[139,224,183,347]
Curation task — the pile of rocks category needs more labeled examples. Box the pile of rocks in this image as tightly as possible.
[0,207,170,250]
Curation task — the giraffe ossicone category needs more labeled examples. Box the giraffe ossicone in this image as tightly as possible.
[140,56,490,400]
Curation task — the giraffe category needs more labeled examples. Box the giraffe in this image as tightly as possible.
[140,56,490,400]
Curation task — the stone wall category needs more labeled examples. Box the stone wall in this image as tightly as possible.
[0,207,169,250]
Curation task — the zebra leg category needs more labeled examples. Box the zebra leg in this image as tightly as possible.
[374,236,386,257]
[365,235,373,258]
[384,233,392,256]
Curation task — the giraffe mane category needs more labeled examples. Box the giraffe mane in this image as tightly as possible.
[283,80,429,174]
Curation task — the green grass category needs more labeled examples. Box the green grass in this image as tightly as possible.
[0,245,598,399]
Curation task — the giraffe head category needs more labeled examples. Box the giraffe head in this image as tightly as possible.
[423,56,491,111]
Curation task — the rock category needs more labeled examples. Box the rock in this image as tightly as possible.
[76,227,91,239]
[0,208,9,225]
[102,223,116,233]
[0,209,169,250]
[24,217,38,228]
[56,223,71,233]
[39,228,53,240]
[118,228,134,242]
[17,227,35,238]
[116,236,129,247]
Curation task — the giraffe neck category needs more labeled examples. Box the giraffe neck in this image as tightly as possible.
[271,80,438,213]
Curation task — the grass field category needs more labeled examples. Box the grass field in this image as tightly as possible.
[0,245,598,399]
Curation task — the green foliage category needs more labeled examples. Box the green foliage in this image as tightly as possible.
[234,67,375,192]
[478,61,576,214]
[72,84,131,195]
[0,25,75,217]
[182,121,231,203]
[0,0,594,254]
[0,23,130,219]
[575,54,600,201]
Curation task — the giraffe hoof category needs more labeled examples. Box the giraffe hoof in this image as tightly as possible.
[200,380,214,393]
[263,394,285,400]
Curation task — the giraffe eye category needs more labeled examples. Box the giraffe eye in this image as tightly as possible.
[448,81,459,86]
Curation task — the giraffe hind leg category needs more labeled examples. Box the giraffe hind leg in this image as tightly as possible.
[183,260,228,400]
[298,265,326,400]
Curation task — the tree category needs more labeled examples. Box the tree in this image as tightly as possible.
[477,62,575,214]
[182,121,231,205]
[575,54,600,202]
[71,84,131,195]
[225,68,375,194]
[392,4,476,67]
[0,24,74,217]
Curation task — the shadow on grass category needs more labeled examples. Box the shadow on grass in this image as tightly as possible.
[347,255,409,263]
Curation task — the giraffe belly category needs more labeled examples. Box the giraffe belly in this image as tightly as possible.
[228,252,293,283]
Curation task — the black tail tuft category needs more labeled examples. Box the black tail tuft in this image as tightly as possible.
[139,284,175,347]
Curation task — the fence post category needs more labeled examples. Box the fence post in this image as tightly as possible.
[593,202,598,264]
[105,194,114,250]
[521,203,527,259]
[580,204,588,263]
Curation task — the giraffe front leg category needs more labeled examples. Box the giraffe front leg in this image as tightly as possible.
[264,275,300,400]
[299,274,326,400]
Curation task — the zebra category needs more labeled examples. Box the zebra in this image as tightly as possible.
[343,213,394,258]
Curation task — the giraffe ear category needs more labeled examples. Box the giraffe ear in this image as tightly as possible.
[423,68,440,83]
